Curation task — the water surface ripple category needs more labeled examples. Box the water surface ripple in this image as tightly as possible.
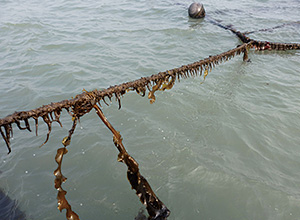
[0,0,300,219]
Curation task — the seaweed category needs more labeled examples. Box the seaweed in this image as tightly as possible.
[94,104,170,220]
[0,22,299,220]
[54,119,80,220]
[0,41,256,153]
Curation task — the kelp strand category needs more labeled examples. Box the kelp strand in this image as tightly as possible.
[53,121,79,220]
[54,147,80,220]
[94,104,170,220]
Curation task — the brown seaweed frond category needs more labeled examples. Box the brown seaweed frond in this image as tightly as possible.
[53,121,80,220]
[0,93,87,153]
[94,104,170,220]
[39,114,52,148]
[0,126,12,154]
[54,147,80,220]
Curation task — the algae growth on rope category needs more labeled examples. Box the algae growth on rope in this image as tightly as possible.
[1,36,299,154]
[0,23,299,219]
[0,41,253,154]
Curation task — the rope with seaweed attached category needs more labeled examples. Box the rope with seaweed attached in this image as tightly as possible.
[0,41,253,153]
[208,19,300,50]
[0,24,299,220]
[2,28,299,154]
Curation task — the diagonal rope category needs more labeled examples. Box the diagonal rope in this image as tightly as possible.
[0,22,299,154]
[0,41,253,153]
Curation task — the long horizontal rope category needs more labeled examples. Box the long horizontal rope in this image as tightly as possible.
[0,42,252,153]
[1,28,299,154]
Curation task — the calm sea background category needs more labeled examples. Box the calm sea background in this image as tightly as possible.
[0,0,300,219]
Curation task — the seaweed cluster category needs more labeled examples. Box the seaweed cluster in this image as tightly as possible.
[2,28,298,153]
[0,41,253,154]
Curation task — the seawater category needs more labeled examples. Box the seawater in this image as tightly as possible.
[0,0,300,219]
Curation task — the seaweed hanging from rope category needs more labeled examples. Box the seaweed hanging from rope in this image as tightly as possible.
[54,118,80,220]
[94,104,170,220]
[0,41,254,153]
[2,29,299,152]
[0,22,299,220]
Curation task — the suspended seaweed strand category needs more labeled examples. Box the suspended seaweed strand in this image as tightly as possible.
[54,119,80,220]
[0,42,253,153]
[94,104,170,220]
[54,147,80,220]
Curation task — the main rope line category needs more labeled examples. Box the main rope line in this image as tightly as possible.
[1,22,299,220]
[0,41,253,153]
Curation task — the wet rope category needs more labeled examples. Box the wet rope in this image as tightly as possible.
[0,42,253,153]
[0,23,299,220]
[1,31,299,154]
[208,19,300,50]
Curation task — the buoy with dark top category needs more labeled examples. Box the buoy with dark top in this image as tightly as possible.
[188,2,205,18]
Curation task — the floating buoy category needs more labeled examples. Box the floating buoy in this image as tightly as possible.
[188,2,205,19]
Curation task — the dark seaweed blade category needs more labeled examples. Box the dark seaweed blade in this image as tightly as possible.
[54,147,80,220]
[94,104,170,220]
